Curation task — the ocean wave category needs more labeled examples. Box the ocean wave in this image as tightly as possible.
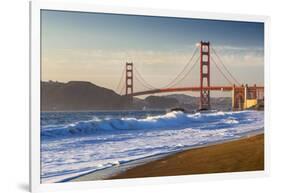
[41,111,248,140]
[40,110,264,183]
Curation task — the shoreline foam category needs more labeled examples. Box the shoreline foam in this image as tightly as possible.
[70,131,264,182]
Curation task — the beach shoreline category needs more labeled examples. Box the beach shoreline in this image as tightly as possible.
[71,132,264,182]
[110,133,264,180]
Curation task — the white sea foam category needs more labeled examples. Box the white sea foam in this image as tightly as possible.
[41,110,264,183]
[41,111,250,139]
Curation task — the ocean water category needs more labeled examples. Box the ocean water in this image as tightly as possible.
[41,110,264,183]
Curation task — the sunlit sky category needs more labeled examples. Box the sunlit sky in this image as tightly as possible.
[41,10,264,97]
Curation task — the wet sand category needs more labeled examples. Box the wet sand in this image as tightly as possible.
[110,134,264,179]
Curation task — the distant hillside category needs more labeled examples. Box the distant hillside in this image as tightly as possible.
[41,81,130,111]
[41,81,232,111]
[144,96,179,109]
[165,94,232,111]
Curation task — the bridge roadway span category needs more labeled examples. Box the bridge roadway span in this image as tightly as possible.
[124,86,264,97]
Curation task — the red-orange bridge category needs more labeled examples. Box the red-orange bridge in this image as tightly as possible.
[115,41,264,110]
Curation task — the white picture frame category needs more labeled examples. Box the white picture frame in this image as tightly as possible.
[30,1,270,192]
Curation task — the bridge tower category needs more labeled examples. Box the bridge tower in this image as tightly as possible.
[199,41,211,110]
[125,62,133,95]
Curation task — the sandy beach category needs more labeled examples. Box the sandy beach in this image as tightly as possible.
[109,134,264,179]
[71,133,264,182]
[111,134,264,179]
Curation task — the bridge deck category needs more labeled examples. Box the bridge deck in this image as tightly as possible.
[125,86,264,97]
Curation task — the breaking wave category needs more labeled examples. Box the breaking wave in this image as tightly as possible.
[41,111,251,140]
[40,110,264,183]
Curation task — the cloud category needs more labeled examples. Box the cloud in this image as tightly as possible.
[213,45,264,52]
[55,46,264,68]
[42,47,264,91]
[208,45,264,67]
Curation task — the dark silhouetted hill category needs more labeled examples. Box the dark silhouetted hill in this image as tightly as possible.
[144,96,179,109]
[165,94,232,111]
[41,81,231,111]
[41,81,130,111]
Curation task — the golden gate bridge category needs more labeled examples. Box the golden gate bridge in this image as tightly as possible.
[115,41,264,110]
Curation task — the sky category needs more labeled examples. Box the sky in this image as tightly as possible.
[41,10,264,97]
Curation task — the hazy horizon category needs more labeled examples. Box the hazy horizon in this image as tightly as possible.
[41,10,264,97]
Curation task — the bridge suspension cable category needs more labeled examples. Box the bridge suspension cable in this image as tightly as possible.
[211,46,241,85]
[134,75,155,91]
[119,83,126,95]
[117,44,242,95]
[134,66,158,90]
[167,55,200,88]
[211,56,233,85]
[161,47,199,88]
[115,65,126,94]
